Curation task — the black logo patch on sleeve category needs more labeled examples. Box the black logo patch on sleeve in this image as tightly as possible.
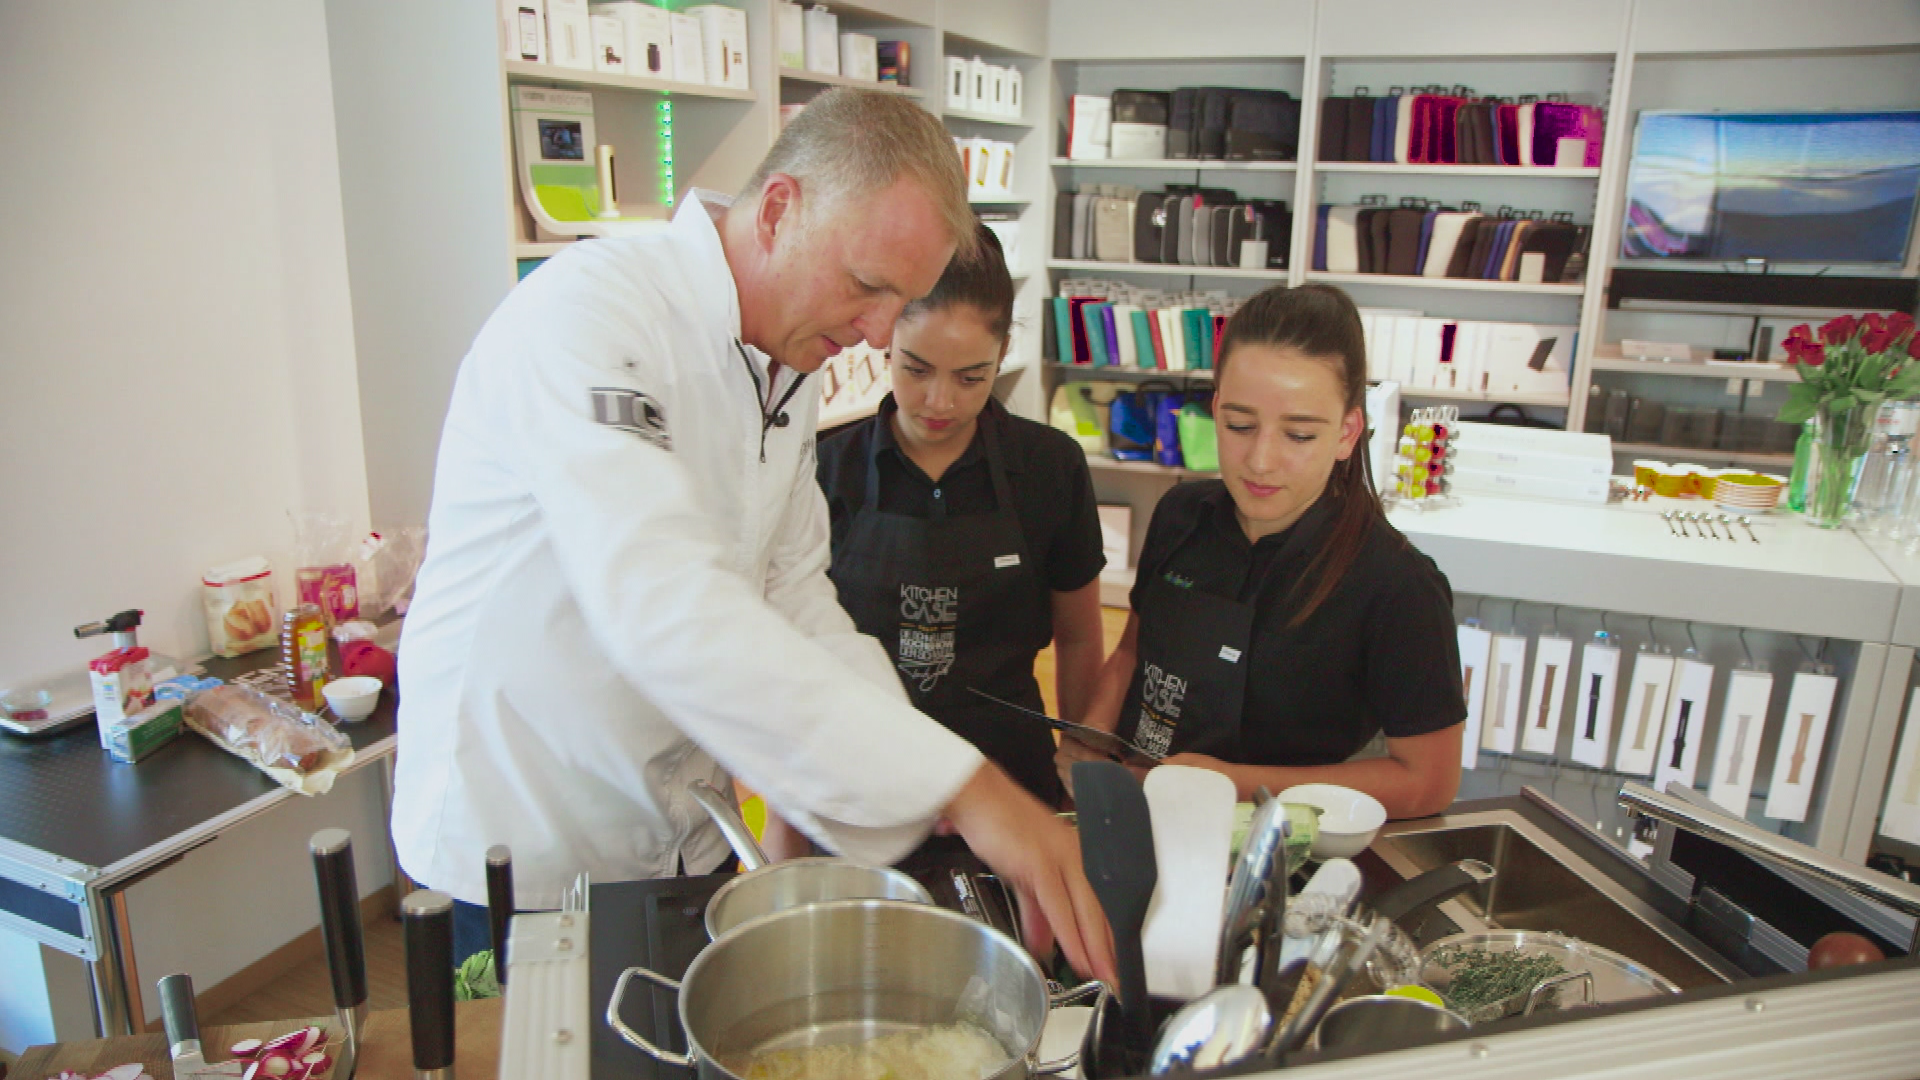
[590,387,670,450]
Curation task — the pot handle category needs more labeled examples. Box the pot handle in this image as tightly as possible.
[606,965,692,1068]
[1033,981,1107,1076]
[1523,969,1594,1015]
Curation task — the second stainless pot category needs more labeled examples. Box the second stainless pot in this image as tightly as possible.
[687,779,933,939]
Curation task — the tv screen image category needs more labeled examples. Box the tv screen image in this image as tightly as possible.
[1621,110,1920,266]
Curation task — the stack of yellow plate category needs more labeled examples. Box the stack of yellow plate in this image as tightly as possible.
[1712,472,1787,513]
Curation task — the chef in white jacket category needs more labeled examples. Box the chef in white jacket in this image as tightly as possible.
[392,90,1114,981]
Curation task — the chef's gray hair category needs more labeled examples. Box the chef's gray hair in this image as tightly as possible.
[740,89,978,259]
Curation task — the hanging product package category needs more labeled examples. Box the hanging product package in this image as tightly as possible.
[1154,392,1186,468]
[1178,395,1218,473]
[1108,390,1158,462]
[185,684,354,795]
[202,556,278,658]
[347,527,428,619]
[1050,383,1106,453]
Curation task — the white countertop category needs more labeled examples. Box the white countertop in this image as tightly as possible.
[1855,532,1920,648]
[1389,494,1901,642]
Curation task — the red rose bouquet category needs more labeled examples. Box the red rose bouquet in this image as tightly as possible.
[1780,313,1920,527]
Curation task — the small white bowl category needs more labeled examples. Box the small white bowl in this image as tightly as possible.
[1278,783,1388,860]
[322,676,383,722]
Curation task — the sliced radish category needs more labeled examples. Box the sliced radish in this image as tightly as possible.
[102,1065,146,1080]
[294,1025,324,1056]
[242,1064,263,1080]
[302,1051,331,1066]
[258,1050,297,1078]
[262,1027,314,1054]
[231,1038,264,1056]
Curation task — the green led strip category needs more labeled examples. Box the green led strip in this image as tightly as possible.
[658,99,675,207]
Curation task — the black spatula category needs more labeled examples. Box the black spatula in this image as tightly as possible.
[1074,759,1158,1051]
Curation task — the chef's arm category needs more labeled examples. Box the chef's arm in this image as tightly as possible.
[763,448,912,697]
[1049,582,1104,727]
[1164,725,1463,818]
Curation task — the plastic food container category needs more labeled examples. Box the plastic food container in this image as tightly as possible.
[1,688,54,722]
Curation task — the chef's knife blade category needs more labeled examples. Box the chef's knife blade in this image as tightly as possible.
[157,973,247,1078]
[967,687,1165,762]
[310,828,365,1080]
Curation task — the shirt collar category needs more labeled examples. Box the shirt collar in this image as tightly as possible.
[872,394,1013,476]
[671,190,744,341]
[1201,483,1340,558]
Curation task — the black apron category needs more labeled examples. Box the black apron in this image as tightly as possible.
[830,403,1061,804]
[1119,512,1269,761]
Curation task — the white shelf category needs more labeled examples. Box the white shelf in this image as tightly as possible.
[1305,271,1584,297]
[1049,362,1213,381]
[505,61,756,101]
[1315,162,1601,178]
[1085,450,1217,479]
[1051,157,1298,172]
[515,241,573,259]
[1399,386,1572,408]
[1048,258,1287,281]
[1610,442,1795,470]
[943,108,1034,128]
[1590,355,1802,384]
[778,68,923,97]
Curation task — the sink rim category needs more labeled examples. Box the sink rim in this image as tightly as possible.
[1374,807,1746,985]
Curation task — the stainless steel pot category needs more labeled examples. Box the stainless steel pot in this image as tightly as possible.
[687,779,933,939]
[1312,994,1469,1052]
[704,855,933,939]
[608,898,1103,1080]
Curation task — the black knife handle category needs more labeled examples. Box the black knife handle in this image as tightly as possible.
[310,828,368,1011]
[156,972,200,1050]
[402,888,457,1073]
[486,845,514,985]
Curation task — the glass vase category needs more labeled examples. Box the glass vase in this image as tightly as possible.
[1802,399,1875,529]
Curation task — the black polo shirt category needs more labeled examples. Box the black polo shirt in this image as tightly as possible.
[1131,482,1465,767]
[817,395,1107,594]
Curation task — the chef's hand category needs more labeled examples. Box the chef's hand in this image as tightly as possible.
[946,762,1117,986]
[1054,733,1116,801]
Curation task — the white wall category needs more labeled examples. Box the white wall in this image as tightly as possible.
[0,1,370,684]
[324,0,517,528]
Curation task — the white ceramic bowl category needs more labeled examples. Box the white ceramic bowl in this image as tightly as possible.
[1277,783,1387,860]
[322,676,383,722]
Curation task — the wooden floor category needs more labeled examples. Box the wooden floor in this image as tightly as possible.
[204,604,1134,1027]
[206,905,411,1027]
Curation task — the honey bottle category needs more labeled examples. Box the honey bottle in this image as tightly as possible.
[282,603,331,711]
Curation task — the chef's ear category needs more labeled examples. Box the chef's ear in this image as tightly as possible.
[757,173,803,249]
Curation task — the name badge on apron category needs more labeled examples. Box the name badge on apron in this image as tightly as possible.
[994,554,1021,569]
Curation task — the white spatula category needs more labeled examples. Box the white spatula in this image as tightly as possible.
[1141,765,1239,1001]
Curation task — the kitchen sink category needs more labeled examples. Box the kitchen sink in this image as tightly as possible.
[1365,808,1738,991]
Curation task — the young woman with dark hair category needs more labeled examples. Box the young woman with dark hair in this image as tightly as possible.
[1056,284,1465,818]
[805,223,1108,817]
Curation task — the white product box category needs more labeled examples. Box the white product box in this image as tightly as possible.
[669,12,707,84]
[1006,67,1023,118]
[547,0,594,70]
[945,56,971,110]
[986,65,1008,115]
[590,14,627,72]
[985,141,1015,198]
[803,4,839,75]
[968,58,991,112]
[1098,505,1133,569]
[595,2,671,78]
[1109,122,1165,160]
[964,137,994,195]
[982,217,1021,266]
[775,2,805,69]
[502,0,548,63]
[839,32,878,83]
[688,5,749,90]
[1067,94,1111,159]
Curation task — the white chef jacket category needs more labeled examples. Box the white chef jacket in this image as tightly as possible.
[392,192,984,908]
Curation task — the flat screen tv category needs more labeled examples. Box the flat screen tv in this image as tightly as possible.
[1620,110,1920,267]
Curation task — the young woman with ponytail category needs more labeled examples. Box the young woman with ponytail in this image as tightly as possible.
[1056,284,1465,818]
